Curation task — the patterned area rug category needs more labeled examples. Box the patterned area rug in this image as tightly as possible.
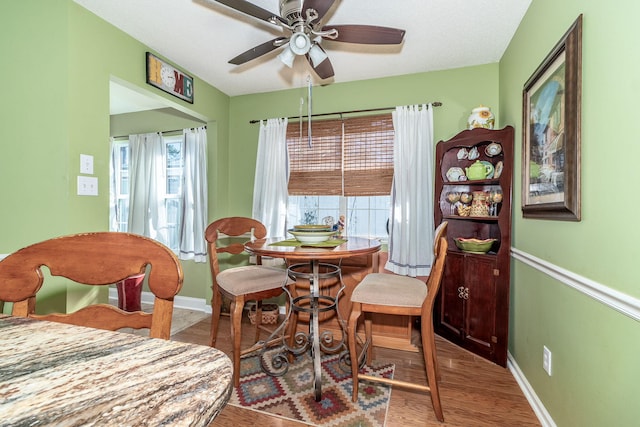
[228,350,394,427]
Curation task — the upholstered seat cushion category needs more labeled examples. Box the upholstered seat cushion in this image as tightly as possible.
[216,265,290,296]
[351,273,427,308]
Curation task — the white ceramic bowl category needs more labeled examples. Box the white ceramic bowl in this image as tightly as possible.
[288,230,337,243]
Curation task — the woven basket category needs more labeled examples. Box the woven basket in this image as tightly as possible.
[248,303,280,325]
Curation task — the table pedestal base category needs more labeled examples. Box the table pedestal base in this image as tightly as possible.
[259,261,350,401]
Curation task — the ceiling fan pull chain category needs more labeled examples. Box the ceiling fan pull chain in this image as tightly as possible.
[307,75,312,148]
[299,96,304,139]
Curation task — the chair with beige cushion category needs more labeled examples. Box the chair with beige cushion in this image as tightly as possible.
[347,222,448,422]
[0,232,183,340]
[205,216,292,387]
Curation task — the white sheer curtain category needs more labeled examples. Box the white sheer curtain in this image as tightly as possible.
[252,118,289,238]
[108,137,119,232]
[128,132,169,246]
[179,126,208,262]
[386,104,435,276]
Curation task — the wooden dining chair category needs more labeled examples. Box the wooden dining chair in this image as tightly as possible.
[0,232,183,340]
[347,222,448,422]
[205,217,292,387]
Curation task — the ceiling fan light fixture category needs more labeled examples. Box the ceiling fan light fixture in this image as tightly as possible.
[289,32,311,55]
[308,44,328,67]
[278,45,296,68]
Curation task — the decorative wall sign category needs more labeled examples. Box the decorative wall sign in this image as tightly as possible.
[522,15,582,221]
[146,52,194,103]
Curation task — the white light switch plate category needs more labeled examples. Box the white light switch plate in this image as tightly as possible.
[80,154,94,174]
[77,176,98,196]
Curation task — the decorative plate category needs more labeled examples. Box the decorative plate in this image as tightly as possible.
[485,142,502,157]
[446,167,465,182]
[494,161,504,179]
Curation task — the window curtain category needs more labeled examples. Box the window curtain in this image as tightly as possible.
[386,104,435,276]
[108,137,119,232]
[128,132,169,246]
[179,126,208,262]
[252,118,289,238]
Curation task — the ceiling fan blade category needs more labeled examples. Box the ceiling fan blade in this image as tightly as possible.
[302,0,336,23]
[212,0,286,25]
[229,37,288,65]
[322,25,406,44]
[306,48,334,80]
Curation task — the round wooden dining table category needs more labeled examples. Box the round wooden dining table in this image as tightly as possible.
[245,236,381,262]
[244,236,381,400]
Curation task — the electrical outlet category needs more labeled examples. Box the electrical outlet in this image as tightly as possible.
[77,176,98,196]
[543,345,552,376]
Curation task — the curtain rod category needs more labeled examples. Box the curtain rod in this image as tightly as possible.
[112,126,206,140]
[248,102,442,124]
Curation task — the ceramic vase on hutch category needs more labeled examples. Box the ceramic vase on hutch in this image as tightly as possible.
[467,105,495,130]
[470,191,489,217]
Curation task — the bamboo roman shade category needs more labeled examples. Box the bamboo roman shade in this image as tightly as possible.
[287,114,394,196]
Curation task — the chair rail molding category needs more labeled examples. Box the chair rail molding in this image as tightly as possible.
[511,247,640,322]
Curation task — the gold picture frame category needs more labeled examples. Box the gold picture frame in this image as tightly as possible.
[522,15,582,221]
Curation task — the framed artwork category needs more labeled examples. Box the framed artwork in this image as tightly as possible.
[146,52,194,103]
[522,15,582,221]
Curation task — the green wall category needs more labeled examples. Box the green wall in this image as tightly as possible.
[1,1,71,245]
[227,65,500,216]
[0,0,230,307]
[501,1,640,425]
[4,1,636,424]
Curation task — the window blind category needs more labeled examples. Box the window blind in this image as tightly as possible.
[287,114,394,196]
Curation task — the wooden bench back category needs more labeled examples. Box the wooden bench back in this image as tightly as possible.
[0,232,183,339]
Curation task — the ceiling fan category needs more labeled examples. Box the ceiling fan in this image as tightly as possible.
[212,0,406,80]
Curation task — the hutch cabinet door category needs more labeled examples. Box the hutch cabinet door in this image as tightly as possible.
[463,255,498,353]
[438,252,465,337]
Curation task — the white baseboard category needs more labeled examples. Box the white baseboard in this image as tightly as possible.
[508,352,556,427]
[108,288,212,314]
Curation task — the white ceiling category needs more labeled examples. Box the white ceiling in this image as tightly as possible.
[75,0,531,108]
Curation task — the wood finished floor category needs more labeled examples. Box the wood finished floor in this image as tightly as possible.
[172,315,540,427]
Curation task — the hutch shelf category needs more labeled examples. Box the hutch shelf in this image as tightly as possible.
[433,126,514,367]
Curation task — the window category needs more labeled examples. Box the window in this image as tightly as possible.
[111,141,130,233]
[111,127,208,262]
[286,114,394,240]
[286,195,390,239]
[110,134,184,251]
[164,139,184,250]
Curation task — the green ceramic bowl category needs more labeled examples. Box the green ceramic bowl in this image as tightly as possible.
[293,224,333,232]
[454,237,497,254]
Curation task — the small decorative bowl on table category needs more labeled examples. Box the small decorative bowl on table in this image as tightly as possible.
[289,225,337,243]
[454,237,497,254]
